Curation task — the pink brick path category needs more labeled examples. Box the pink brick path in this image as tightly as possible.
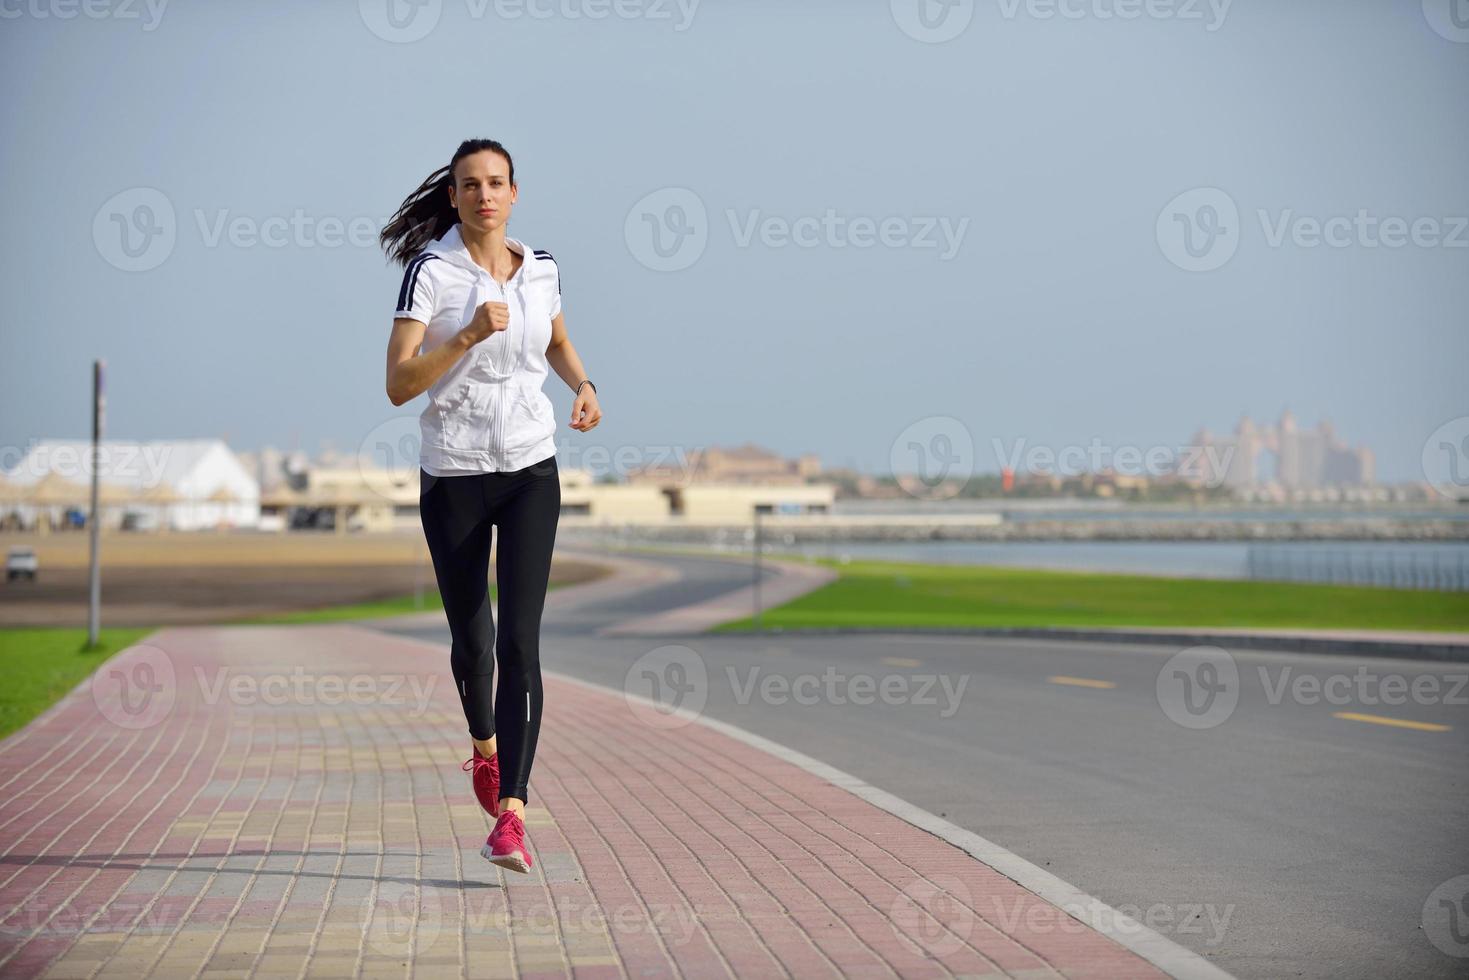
[0,622,1170,978]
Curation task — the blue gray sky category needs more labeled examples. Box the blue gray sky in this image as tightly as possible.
[1,0,1465,483]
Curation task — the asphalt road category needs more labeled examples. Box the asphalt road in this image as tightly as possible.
[374,550,1469,980]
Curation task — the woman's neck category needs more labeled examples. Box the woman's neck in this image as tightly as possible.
[460,223,517,283]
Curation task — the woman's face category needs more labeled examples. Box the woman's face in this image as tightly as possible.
[449,150,516,233]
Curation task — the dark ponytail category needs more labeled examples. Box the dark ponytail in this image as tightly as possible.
[380,139,516,268]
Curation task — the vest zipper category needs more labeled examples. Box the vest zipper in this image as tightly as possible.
[470,249,528,470]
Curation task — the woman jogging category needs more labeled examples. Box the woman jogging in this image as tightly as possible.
[379,138,601,874]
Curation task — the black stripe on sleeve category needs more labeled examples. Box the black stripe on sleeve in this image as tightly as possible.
[533,251,560,298]
[396,254,438,313]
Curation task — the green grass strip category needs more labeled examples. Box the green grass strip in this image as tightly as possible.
[0,627,157,740]
[711,557,1469,633]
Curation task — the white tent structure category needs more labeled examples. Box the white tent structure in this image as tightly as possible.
[3,439,261,531]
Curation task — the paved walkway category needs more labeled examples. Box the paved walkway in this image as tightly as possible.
[0,620,1182,979]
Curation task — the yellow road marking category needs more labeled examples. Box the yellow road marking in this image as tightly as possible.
[1048,675,1116,689]
[881,657,923,667]
[1332,712,1450,732]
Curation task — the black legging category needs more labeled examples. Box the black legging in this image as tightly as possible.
[418,453,560,803]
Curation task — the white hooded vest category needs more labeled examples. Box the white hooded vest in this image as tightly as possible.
[394,223,562,475]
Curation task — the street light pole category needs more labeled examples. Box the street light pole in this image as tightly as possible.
[87,359,104,649]
[752,506,761,634]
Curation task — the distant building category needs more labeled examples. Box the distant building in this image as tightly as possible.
[671,483,833,522]
[237,444,291,494]
[1186,411,1374,491]
[2,438,260,531]
[559,468,670,522]
[1085,470,1150,497]
[248,446,834,532]
[625,442,823,486]
[616,443,834,519]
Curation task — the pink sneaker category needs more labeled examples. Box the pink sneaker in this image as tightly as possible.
[482,808,534,874]
[461,746,500,817]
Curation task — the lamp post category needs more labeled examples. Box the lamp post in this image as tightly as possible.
[752,504,761,634]
[87,360,104,649]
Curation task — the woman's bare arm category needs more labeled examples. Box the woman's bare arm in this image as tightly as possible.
[386,301,507,406]
[545,311,602,432]
[385,318,470,407]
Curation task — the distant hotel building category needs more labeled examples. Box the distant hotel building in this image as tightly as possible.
[1187,410,1375,490]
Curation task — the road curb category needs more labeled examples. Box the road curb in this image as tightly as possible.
[685,625,1469,662]
[548,668,1240,980]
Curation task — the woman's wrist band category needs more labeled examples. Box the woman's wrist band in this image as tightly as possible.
[576,379,596,396]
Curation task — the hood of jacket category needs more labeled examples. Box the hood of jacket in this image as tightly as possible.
[424,222,536,279]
